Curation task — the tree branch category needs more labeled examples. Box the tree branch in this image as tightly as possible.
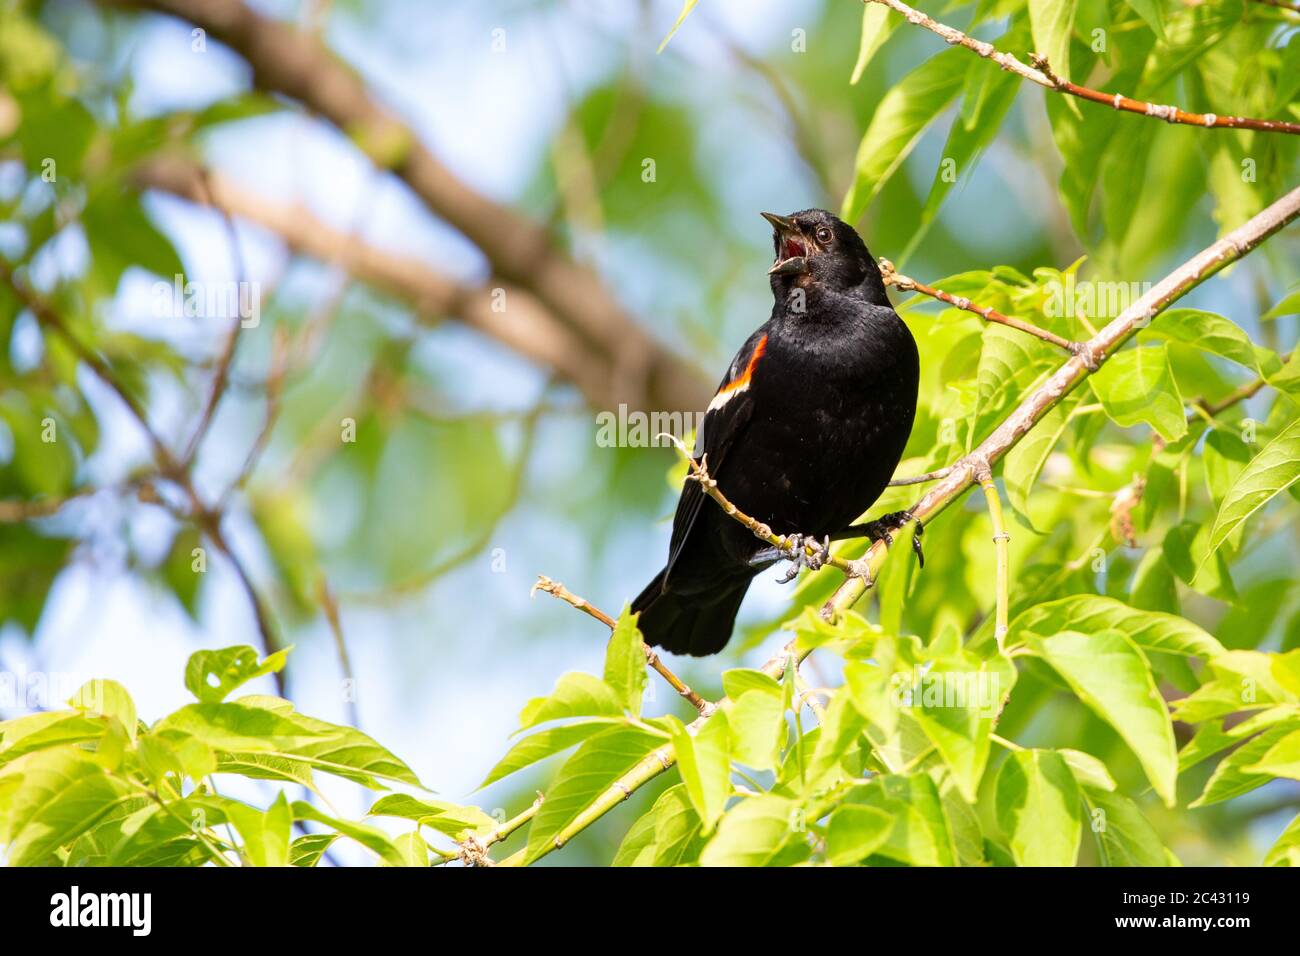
[103,0,711,413]
[132,155,673,413]
[880,259,1084,355]
[531,576,715,717]
[864,0,1300,135]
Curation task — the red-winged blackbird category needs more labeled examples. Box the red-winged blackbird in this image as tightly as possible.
[632,209,920,656]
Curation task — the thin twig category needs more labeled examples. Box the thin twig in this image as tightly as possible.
[881,258,1084,355]
[683,452,872,581]
[316,576,359,728]
[531,576,715,717]
[863,0,1300,135]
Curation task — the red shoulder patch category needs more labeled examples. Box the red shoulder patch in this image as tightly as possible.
[718,334,767,397]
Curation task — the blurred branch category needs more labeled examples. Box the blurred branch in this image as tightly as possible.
[880,259,1086,356]
[316,576,359,729]
[133,155,651,411]
[508,182,1300,865]
[0,488,97,522]
[702,11,835,198]
[102,0,711,413]
[0,261,286,688]
[181,166,249,467]
[531,576,715,717]
[864,0,1300,135]
[219,325,289,509]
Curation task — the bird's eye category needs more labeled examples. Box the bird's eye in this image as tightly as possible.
[815,226,832,243]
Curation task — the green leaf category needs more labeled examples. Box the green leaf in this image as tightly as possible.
[517,672,625,730]
[1083,787,1171,866]
[1202,418,1300,572]
[613,783,704,867]
[726,689,785,772]
[699,794,809,867]
[1142,308,1268,375]
[825,804,893,866]
[721,668,781,700]
[524,725,665,863]
[291,802,406,867]
[1029,629,1178,806]
[1191,722,1300,807]
[152,703,333,754]
[970,323,1061,450]
[0,749,135,865]
[1029,0,1079,83]
[1124,0,1166,40]
[386,830,430,867]
[1163,521,1236,602]
[604,608,647,716]
[68,679,137,743]
[1264,813,1300,866]
[184,645,291,703]
[367,794,496,839]
[995,749,1082,866]
[1059,748,1117,792]
[852,773,957,866]
[912,655,1015,802]
[841,49,967,224]
[667,712,731,833]
[916,27,1026,233]
[1089,344,1187,442]
[1004,401,1072,531]
[850,1,898,84]
[0,712,108,768]
[1005,594,1223,658]
[1243,729,1300,781]
[479,719,615,789]
[290,833,338,867]
[215,792,291,867]
[1263,288,1300,321]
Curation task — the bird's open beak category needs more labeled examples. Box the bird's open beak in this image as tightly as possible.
[762,212,809,276]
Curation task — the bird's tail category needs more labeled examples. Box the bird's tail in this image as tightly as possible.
[631,569,751,656]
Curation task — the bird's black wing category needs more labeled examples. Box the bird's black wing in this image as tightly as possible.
[664,327,768,582]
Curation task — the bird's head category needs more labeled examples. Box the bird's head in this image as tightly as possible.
[762,208,884,302]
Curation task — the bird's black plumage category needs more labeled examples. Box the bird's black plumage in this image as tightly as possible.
[632,209,919,656]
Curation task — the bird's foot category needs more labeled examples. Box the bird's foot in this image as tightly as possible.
[863,511,925,568]
[775,533,831,584]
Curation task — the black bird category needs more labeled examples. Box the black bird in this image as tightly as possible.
[632,209,920,656]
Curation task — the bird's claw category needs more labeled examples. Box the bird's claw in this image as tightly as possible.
[776,533,831,584]
[865,510,925,568]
